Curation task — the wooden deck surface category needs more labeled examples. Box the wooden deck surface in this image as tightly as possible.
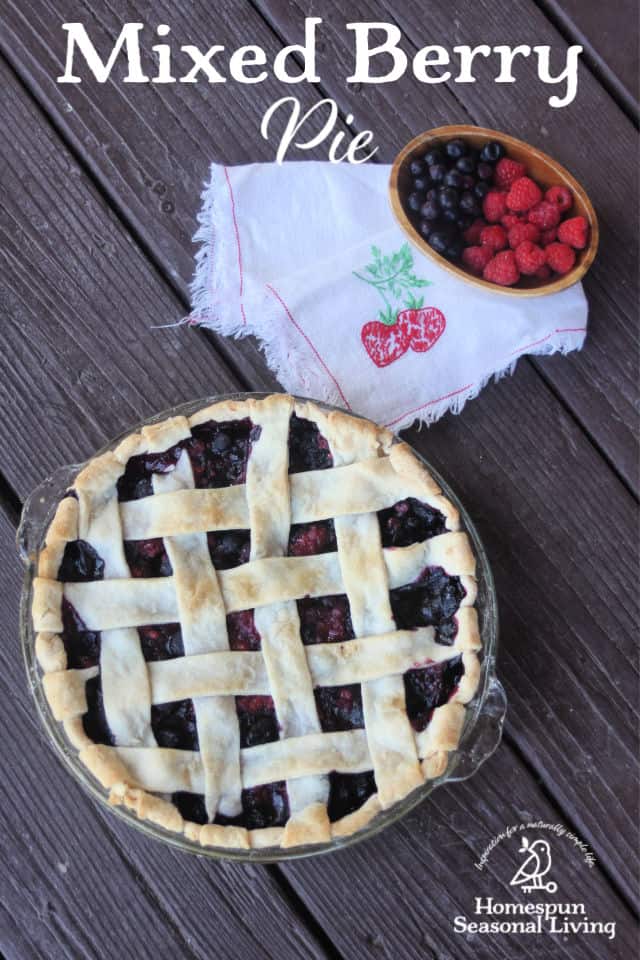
[0,2,638,958]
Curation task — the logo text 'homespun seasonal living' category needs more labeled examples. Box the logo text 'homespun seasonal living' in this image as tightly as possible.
[452,822,616,942]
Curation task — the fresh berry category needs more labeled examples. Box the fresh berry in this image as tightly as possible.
[474,181,490,200]
[477,162,494,181]
[507,222,541,248]
[429,163,447,182]
[546,242,576,275]
[501,213,525,230]
[558,215,589,250]
[480,225,508,252]
[410,159,425,176]
[463,218,486,245]
[535,264,552,280]
[482,190,508,223]
[494,157,526,189]
[444,170,464,189]
[439,186,459,210]
[514,241,547,276]
[507,177,543,213]
[421,200,440,221]
[456,155,475,175]
[480,141,505,164]
[445,138,467,160]
[545,185,573,214]
[528,201,561,230]
[483,250,520,286]
[459,191,479,216]
[424,147,443,167]
[539,227,558,247]
[407,192,423,212]
[462,245,493,276]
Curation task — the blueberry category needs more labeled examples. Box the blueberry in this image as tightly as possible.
[426,188,438,200]
[445,239,464,261]
[461,174,476,191]
[424,147,443,167]
[445,138,467,160]
[420,200,440,221]
[457,215,473,230]
[429,231,449,254]
[413,176,429,192]
[459,191,479,215]
[474,181,490,200]
[456,156,476,175]
[444,170,463,189]
[407,191,423,211]
[419,220,432,238]
[477,162,494,181]
[410,159,425,176]
[480,141,505,164]
[429,163,447,183]
[441,208,459,223]
[439,186,459,210]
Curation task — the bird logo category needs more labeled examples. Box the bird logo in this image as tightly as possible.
[509,836,558,894]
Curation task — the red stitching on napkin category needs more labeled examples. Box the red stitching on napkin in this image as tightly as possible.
[224,166,247,326]
[265,285,352,411]
[384,326,587,428]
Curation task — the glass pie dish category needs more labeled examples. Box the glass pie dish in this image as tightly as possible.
[18,393,506,862]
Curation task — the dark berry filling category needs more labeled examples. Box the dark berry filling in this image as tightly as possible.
[117,444,183,501]
[172,791,208,825]
[235,695,279,748]
[83,675,113,745]
[327,771,377,823]
[124,538,172,578]
[287,520,336,557]
[315,684,364,732]
[297,595,355,645]
[138,623,184,661]
[390,565,466,644]
[187,418,258,488]
[58,539,105,582]
[207,530,250,569]
[226,610,262,650]
[288,413,333,473]
[377,498,447,548]
[404,656,464,732]
[61,598,100,669]
[151,699,199,751]
[215,782,290,831]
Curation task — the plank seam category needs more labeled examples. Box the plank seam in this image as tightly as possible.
[533,0,639,126]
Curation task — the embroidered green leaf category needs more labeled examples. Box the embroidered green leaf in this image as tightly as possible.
[354,242,433,325]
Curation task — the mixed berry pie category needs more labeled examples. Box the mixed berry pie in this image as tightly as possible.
[32,394,481,850]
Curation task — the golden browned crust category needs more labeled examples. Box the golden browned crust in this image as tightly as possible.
[32,393,483,851]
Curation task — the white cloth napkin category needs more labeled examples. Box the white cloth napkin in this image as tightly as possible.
[189,162,587,429]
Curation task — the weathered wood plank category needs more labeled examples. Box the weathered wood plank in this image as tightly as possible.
[2,0,636,488]
[1,506,330,960]
[255,0,639,491]
[280,742,637,960]
[540,0,639,110]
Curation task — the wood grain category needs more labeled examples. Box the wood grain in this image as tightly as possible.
[2,0,636,487]
[255,0,639,490]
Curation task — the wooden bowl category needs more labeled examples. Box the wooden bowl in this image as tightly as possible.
[389,124,598,297]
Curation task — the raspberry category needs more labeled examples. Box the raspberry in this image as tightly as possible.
[545,185,573,214]
[480,225,508,252]
[528,201,561,230]
[494,157,526,189]
[501,213,526,230]
[462,245,493,276]
[539,227,558,247]
[557,215,589,250]
[514,241,546,276]
[483,250,520,286]
[482,190,508,223]
[463,218,486,245]
[508,222,541,249]
[507,177,543,213]
[535,264,552,280]
[546,242,576,274]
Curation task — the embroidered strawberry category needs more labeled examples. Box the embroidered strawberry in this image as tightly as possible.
[361,321,410,368]
[558,215,589,249]
[397,307,446,353]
